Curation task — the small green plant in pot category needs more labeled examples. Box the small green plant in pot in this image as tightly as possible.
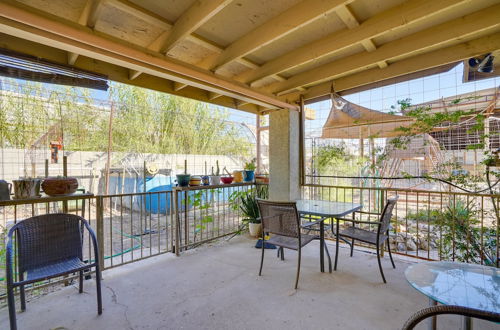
[243,159,256,182]
[240,194,261,237]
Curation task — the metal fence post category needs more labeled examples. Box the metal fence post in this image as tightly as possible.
[173,189,180,256]
[96,196,105,271]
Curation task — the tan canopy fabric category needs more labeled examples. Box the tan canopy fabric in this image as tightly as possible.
[321,94,415,139]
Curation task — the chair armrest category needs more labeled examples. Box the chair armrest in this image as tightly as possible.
[403,305,500,330]
[5,225,18,285]
[356,211,382,216]
[82,220,100,267]
[336,218,383,226]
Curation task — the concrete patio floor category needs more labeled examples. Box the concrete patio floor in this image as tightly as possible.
[0,236,496,330]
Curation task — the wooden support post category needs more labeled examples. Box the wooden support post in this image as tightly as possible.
[256,113,261,174]
[299,96,305,186]
[96,196,105,271]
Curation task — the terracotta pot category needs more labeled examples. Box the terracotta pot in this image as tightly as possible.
[42,177,78,196]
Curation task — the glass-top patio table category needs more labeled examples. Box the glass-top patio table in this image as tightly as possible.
[295,200,362,273]
[405,261,500,330]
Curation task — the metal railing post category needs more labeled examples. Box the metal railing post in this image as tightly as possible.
[96,196,105,271]
[173,188,180,256]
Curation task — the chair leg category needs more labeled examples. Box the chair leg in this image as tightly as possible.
[280,247,284,260]
[387,239,396,269]
[259,238,265,276]
[295,248,301,289]
[19,273,26,312]
[79,270,84,293]
[350,238,355,257]
[376,243,387,284]
[95,266,103,315]
[7,285,17,330]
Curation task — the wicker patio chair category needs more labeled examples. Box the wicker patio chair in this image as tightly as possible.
[402,305,500,330]
[256,199,331,289]
[336,196,398,283]
[6,214,102,330]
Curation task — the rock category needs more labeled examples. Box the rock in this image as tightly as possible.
[397,243,407,252]
[406,239,417,251]
[419,239,431,251]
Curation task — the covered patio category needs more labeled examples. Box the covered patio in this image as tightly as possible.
[0,0,499,329]
[1,236,496,330]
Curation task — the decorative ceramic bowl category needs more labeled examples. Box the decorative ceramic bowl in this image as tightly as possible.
[189,176,202,186]
[221,176,234,184]
[42,177,78,196]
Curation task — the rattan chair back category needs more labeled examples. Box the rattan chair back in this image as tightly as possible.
[13,214,84,273]
[379,196,398,234]
[256,199,300,238]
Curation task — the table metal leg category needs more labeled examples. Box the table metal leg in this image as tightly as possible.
[320,221,325,272]
[463,316,472,330]
[334,218,339,271]
[429,298,437,330]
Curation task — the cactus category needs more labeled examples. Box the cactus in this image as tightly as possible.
[215,160,220,176]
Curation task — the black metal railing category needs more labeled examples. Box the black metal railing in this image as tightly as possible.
[302,184,499,267]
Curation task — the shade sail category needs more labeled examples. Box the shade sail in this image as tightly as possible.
[321,94,415,139]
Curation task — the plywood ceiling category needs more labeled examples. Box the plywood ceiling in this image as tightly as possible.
[0,0,499,113]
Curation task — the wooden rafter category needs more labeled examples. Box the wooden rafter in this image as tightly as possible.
[238,0,473,85]
[67,0,103,65]
[334,4,387,68]
[159,0,232,54]
[269,4,500,94]
[210,0,353,71]
[295,33,500,102]
[0,1,296,110]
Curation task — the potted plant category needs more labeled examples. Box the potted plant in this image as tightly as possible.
[176,160,191,187]
[209,160,221,185]
[240,194,261,237]
[243,159,256,182]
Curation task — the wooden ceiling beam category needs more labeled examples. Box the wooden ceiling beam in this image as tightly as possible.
[335,5,386,68]
[160,0,232,54]
[295,33,500,102]
[238,0,472,85]
[107,0,254,79]
[268,4,500,94]
[210,0,352,71]
[67,0,104,65]
[0,2,296,110]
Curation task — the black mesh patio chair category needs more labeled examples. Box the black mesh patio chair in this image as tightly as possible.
[402,305,500,330]
[6,214,102,330]
[336,196,398,283]
[256,199,331,289]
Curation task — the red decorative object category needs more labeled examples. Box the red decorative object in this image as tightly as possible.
[220,177,234,184]
[42,177,78,196]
